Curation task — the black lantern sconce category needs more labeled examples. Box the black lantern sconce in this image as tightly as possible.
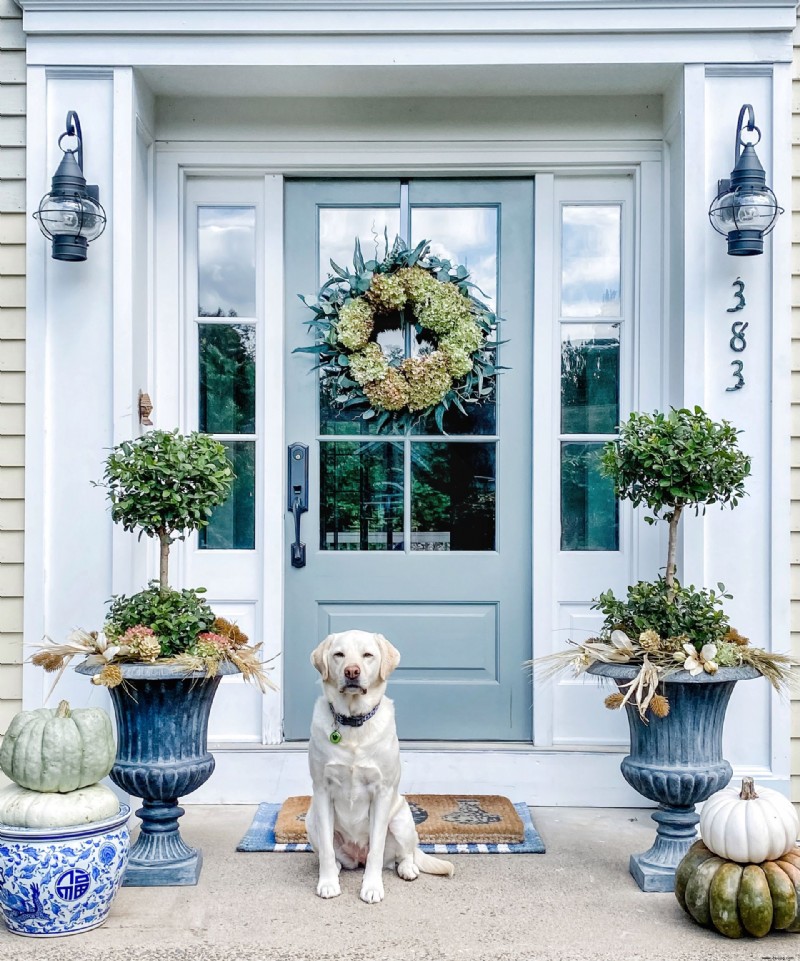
[34,111,106,262]
[708,104,783,256]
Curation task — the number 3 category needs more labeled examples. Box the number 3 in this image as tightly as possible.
[727,278,746,313]
[726,360,745,392]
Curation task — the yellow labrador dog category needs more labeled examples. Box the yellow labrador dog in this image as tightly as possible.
[307,630,454,903]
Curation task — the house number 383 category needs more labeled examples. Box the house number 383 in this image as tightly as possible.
[725,278,746,392]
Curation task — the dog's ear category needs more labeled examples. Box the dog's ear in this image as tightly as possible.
[310,635,334,680]
[374,633,401,680]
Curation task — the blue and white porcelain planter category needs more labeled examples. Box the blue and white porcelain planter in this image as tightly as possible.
[0,804,130,938]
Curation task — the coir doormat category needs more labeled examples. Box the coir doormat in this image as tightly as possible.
[237,795,545,854]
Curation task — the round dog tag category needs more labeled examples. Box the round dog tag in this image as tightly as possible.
[329,730,342,744]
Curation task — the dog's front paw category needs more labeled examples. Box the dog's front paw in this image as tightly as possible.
[316,877,342,899]
[359,879,385,904]
[396,857,420,881]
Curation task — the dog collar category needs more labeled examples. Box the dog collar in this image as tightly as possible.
[328,700,381,743]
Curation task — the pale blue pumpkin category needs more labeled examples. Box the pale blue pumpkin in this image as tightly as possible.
[0,700,115,793]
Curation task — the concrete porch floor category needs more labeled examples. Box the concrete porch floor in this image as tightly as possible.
[1,805,798,961]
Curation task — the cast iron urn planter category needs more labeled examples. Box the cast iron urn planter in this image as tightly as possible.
[76,660,238,886]
[588,661,759,893]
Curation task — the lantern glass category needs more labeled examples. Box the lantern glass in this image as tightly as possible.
[732,187,778,232]
[35,193,106,243]
[709,186,779,238]
[77,197,107,241]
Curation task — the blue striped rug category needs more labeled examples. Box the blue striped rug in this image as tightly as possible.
[237,801,545,854]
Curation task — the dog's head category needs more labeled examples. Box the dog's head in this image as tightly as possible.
[310,630,400,698]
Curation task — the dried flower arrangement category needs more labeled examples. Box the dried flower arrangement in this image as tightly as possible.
[538,407,794,720]
[32,430,276,693]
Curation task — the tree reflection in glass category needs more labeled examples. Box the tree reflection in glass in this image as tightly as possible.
[320,441,404,550]
[199,324,256,434]
[560,443,618,551]
[411,443,496,551]
[200,441,255,550]
[560,324,619,434]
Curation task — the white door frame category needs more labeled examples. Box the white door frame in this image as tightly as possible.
[149,138,709,804]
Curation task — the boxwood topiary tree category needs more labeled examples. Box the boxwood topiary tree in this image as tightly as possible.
[600,407,751,594]
[101,429,235,591]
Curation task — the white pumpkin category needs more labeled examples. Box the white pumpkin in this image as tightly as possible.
[0,782,121,829]
[700,776,799,864]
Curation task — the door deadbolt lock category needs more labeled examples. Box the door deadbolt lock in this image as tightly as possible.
[287,443,308,568]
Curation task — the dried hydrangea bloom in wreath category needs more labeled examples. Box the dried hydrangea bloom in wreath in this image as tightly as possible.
[296,236,501,432]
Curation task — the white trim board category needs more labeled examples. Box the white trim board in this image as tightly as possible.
[16,0,798,39]
[24,33,794,69]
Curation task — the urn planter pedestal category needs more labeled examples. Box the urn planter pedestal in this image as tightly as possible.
[588,662,759,893]
[76,661,238,887]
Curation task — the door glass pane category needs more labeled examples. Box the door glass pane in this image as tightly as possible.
[409,207,499,436]
[320,441,404,550]
[199,441,255,550]
[199,324,256,434]
[561,324,620,434]
[416,403,496,437]
[198,207,256,318]
[561,442,618,551]
[318,207,401,282]
[318,207,401,434]
[561,205,621,318]
[411,206,498,309]
[411,442,496,551]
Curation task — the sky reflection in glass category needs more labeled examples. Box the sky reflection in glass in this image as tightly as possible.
[198,206,256,318]
[318,207,401,283]
[561,205,621,319]
[412,206,498,310]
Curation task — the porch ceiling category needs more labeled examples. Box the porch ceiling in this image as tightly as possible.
[141,62,679,99]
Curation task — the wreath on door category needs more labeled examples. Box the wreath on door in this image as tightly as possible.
[295,237,501,432]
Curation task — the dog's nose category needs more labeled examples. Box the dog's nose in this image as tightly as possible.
[344,664,361,680]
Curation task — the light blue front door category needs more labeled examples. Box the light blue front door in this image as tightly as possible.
[283,179,534,740]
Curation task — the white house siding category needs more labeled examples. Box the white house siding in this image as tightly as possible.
[0,0,25,765]
[793,12,800,811]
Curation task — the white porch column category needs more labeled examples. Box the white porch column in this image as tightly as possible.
[680,67,790,789]
[23,67,137,712]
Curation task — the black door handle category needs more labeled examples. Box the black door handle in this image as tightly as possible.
[288,443,308,568]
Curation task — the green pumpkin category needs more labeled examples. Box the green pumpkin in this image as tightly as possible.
[0,700,115,793]
[676,840,800,938]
